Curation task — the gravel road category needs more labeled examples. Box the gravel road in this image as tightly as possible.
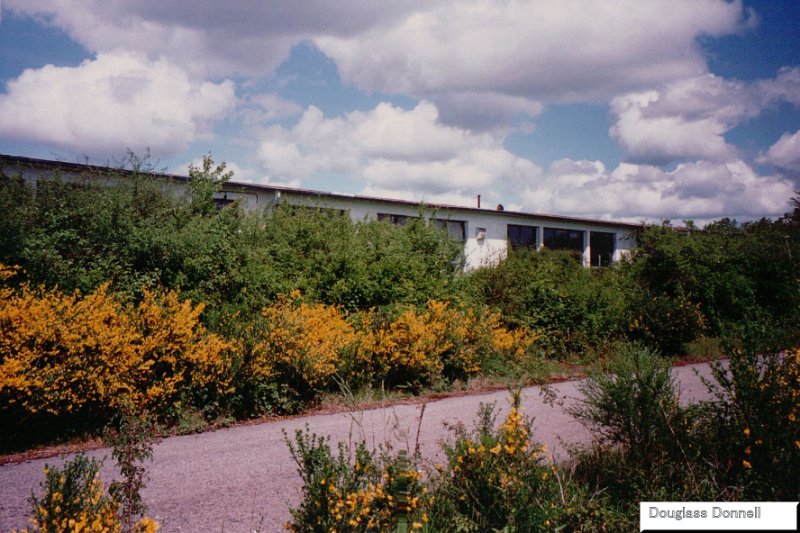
[0,363,717,532]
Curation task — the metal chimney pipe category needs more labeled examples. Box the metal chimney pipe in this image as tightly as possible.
[477,194,481,208]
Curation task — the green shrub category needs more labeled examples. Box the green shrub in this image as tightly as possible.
[20,454,121,533]
[285,393,624,533]
[626,220,800,350]
[698,342,800,500]
[462,248,628,356]
[569,342,689,493]
[284,427,428,532]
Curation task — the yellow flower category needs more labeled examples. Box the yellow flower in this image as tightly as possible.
[742,460,752,469]
[743,428,751,438]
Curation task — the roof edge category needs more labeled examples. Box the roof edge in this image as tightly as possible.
[0,153,643,229]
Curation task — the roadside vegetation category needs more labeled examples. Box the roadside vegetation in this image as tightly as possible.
[285,343,799,531]
[1,154,798,529]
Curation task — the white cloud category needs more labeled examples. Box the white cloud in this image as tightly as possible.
[255,101,540,206]
[5,0,427,78]
[8,0,750,131]
[521,158,794,222]
[253,100,793,221]
[3,0,795,223]
[758,130,800,174]
[315,0,747,128]
[609,84,738,164]
[240,93,304,124]
[610,69,800,164]
[0,51,236,156]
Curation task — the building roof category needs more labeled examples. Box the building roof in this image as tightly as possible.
[0,153,642,230]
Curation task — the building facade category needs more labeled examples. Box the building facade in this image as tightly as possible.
[0,154,641,270]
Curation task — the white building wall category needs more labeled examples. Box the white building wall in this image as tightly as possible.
[0,155,640,271]
[270,191,639,270]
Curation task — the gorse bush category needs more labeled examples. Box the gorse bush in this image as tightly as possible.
[428,391,621,532]
[13,453,159,533]
[0,267,536,444]
[285,428,429,532]
[0,266,233,449]
[251,292,357,403]
[16,455,120,533]
[287,393,623,532]
[351,301,536,389]
[237,295,536,409]
[699,342,800,500]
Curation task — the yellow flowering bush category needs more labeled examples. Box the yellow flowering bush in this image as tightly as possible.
[251,292,356,401]
[711,344,800,499]
[0,266,233,428]
[13,454,159,533]
[287,393,617,532]
[353,301,536,388]
[285,428,429,532]
[427,391,617,531]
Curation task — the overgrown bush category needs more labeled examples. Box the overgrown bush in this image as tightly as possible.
[285,428,429,532]
[462,248,628,356]
[626,291,707,356]
[0,266,233,450]
[13,453,158,533]
[570,343,681,465]
[566,343,711,505]
[698,343,800,500]
[569,340,799,515]
[249,292,356,404]
[626,219,800,351]
[350,301,536,389]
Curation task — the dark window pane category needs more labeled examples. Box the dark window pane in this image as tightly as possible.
[377,213,416,226]
[213,197,235,212]
[432,218,466,241]
[590,231,615,267]
[543,227,583,252]
[507,224,537,249]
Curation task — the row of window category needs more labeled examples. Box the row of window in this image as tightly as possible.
[376,213,467,242]
[375,214,617,267]
[507,224,615,267]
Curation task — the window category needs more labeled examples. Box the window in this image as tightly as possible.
[377,213,417,226]
[543,227,584,253]
[432,218,466,242]
[213,196,235,212]
[507,224,538,249]
[590,231,615,267]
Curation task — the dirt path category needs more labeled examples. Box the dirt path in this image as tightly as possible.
[0,363,716,532]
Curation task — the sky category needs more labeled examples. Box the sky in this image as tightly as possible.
[1,0,799,224]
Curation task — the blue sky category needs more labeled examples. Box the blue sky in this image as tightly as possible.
[1,0,798,223]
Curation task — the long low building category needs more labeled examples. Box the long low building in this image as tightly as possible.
[0,154,641,270]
